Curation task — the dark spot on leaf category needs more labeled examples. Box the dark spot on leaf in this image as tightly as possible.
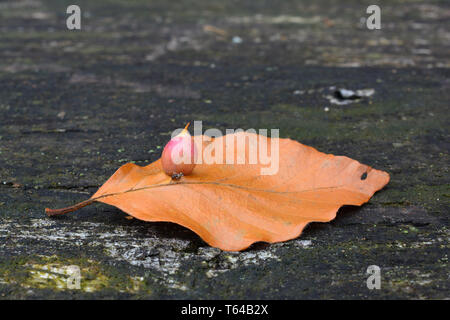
[171,172,184,180]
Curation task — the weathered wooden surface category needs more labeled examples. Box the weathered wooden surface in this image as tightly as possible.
[0,0,448,299]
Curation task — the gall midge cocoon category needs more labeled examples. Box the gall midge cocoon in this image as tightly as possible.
[161,124,197,177]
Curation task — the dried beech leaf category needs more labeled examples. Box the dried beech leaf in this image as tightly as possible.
[46,132,389,251]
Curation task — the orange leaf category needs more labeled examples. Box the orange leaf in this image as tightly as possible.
[46,132,389,251]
